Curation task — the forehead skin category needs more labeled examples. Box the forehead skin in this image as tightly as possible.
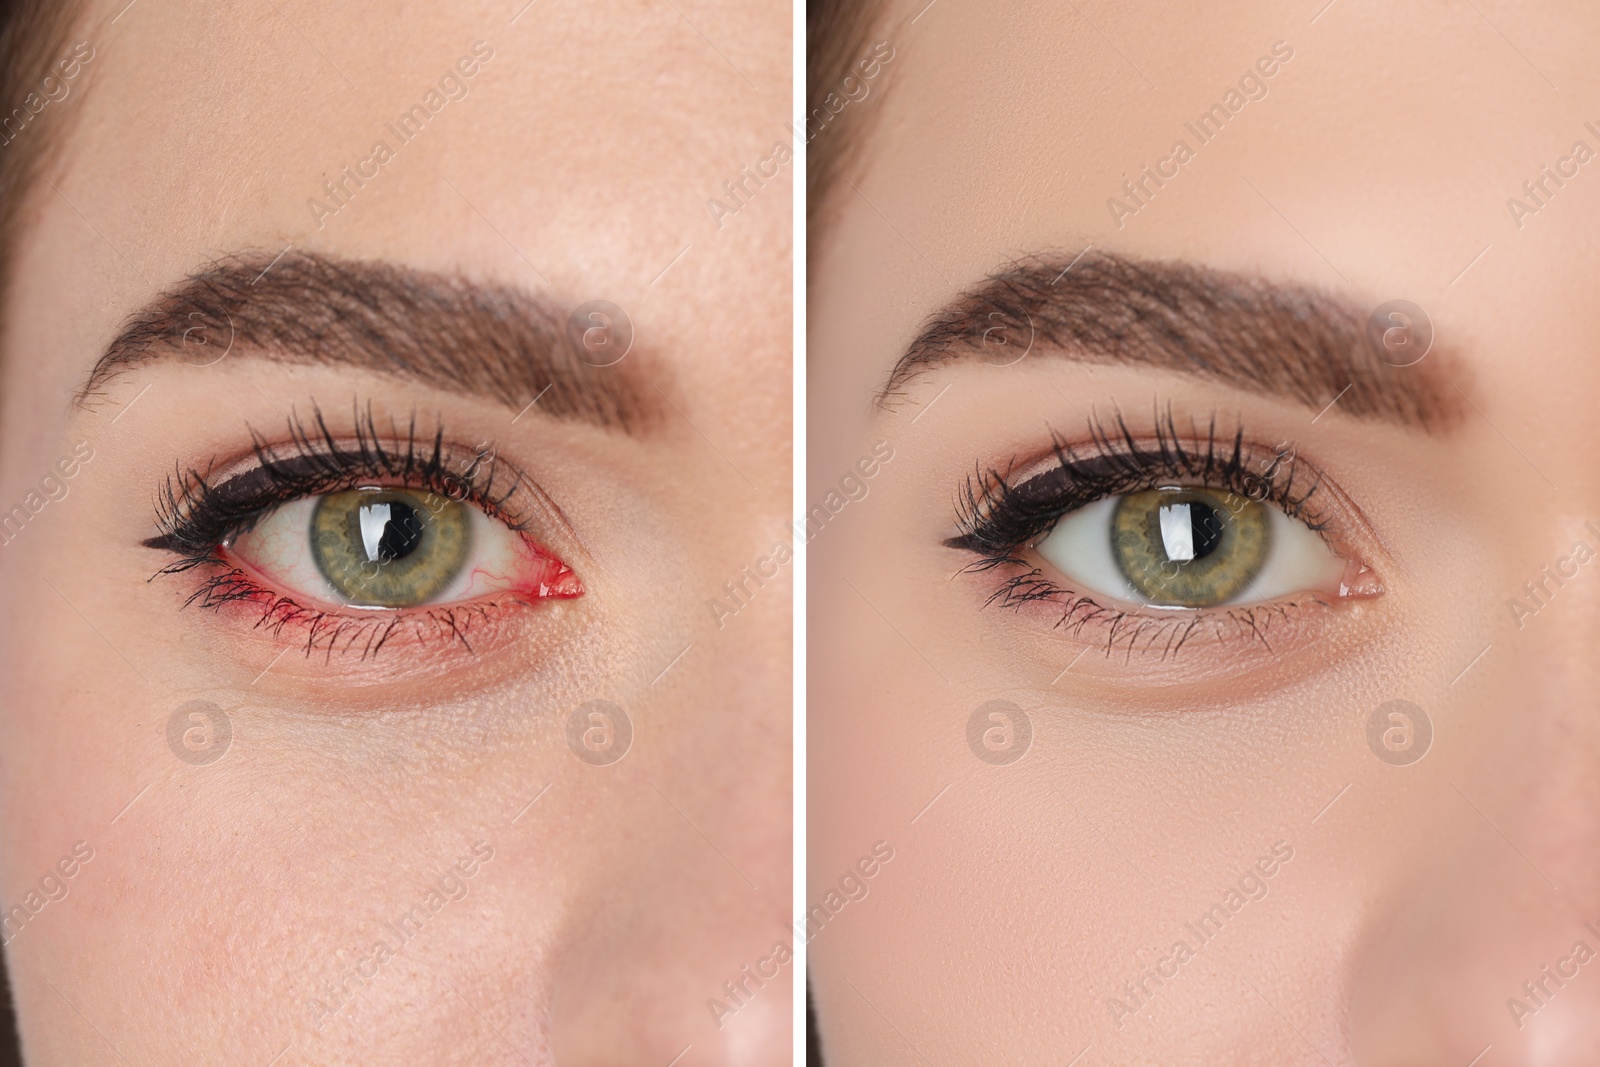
[810,0,1600,1063]
[812,0,1599,432]
[8,0,788,429]
[0,0,789,1064]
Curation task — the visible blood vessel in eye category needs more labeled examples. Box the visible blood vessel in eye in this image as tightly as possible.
[504,541,583,601]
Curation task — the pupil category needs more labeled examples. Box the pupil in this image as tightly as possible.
[370,501,424,561]
[1188,501,1223,560]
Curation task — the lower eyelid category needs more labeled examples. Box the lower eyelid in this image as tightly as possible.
[183,565,547,659]
[972,561,1341,658]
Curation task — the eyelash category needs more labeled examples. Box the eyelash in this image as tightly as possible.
[146,404,544,658]
[947,406,1337,656]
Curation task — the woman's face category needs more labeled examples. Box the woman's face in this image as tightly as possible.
[811,1,1600,1062]
[0,1,790,1063]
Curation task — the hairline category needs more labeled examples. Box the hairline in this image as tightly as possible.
[0,1,91,421]
[806,0,887,262]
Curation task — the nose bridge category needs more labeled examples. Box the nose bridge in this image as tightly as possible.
[1347,840,1600,1065]
[1501,525,1600,887]
[544,803,791,1067]
[547,885,792,1067]
[1347,532,1600,1062]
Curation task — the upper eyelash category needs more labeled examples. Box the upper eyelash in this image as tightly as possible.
[144,402,530,564]
[142,404,551,659]
[944,406,1340,656]
[946,404,1325,563]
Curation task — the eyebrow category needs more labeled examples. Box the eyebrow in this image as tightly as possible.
[79,251,656,432]
[882,252,1466,431]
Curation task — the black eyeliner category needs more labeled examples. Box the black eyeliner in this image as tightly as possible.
[145,402,526,564]
[947,405,1323,563]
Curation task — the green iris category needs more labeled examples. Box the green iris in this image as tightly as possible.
[310,488,471,606]
[1110,487,1270,607]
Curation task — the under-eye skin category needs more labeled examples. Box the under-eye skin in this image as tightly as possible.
[947,408,1381,654]
[144,405,582,656]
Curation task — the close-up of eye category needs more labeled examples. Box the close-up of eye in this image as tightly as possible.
[0,0,798,1063]
[1034,484,1348,608]
[947,413,1385,638]
[13,0,1600,1060]
[225,484,580,611]
[141,411,583,650]
[799,0,1600,1042]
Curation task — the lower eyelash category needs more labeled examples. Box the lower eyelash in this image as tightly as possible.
[177,561,518,659]
[146,402,556,661]
[979,562,1331,658]
[949,405,1335,657]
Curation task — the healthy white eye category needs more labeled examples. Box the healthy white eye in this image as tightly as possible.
[1034,486,1347,609]
[225,486,573,609]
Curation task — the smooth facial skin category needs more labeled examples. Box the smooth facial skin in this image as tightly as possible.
[0,1,790,1064]
[811,2,1600,1063]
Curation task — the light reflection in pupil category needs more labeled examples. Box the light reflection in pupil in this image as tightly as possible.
[1158,501,1225,564]
[362,502,425,562]
[1111,487,1270,606]
[312,488,471,606]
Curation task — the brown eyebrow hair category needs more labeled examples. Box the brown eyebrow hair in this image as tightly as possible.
[883,251,1468,432]
[80,251,658,432]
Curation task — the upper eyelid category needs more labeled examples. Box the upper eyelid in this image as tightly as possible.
[149,441,531,546]
[948,431,1396,592]
[951,423,1326,546]
[144,411,588,564]
[983,415,1308,504]
[1014,445,1322,529]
